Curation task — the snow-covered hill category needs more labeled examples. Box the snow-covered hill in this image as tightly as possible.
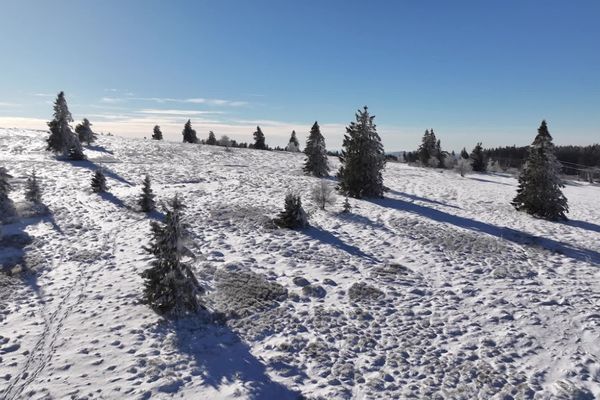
[1,127,599,399]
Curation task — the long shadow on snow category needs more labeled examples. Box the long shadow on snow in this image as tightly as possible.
[563,219,600,234]
[371,197,600,265]
[154,318,301,399]
[468,176,514,187]
[67,159,134,186]
[387,189,460,209]
[85,144,114,154]
[302,226,380,263]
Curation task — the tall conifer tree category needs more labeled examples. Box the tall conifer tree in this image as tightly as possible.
[152,125,163,140]
[253,126,267,150]
[337,106,386,198]
[46,91,85,160]
[512,121,568,220]
[303,121,330,177]
[182,120,199,143]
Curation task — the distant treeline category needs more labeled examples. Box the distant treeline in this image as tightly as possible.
[485,144,600,175]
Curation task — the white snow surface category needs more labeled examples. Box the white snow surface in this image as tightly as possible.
[1,128,600,399]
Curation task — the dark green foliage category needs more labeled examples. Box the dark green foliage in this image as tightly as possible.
[206,130,217,145]
[142,195,203,316]
[75,118,97,145]
[152,125,163,140]
[46,91,85,160]
[91,169,107,193]
[512,121,568,221]
[303,121,330,177]
[274,193,308,229]
[182,119,199,143]
[0,166,14,218]
[253,126,267,150]
[342,197,351,213]
[25,169,42,204]
[460,147,470,159]
[138,174,155,212]
[337,106,386,198]
[470,142,486,172]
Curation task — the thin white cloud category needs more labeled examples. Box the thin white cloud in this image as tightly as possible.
[0,102,20,107]
[99,96,248,107]
[32,93,55,98]
[137,109,225,116]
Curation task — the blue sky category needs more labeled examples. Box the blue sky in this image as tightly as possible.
[0,0,598,151]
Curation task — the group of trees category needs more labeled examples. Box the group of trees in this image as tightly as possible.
[46,92,97,160]
[0,167,43,231]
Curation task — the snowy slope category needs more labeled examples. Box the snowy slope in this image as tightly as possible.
[1,127,599,399]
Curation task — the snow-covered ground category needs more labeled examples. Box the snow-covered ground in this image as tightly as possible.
[1,127,599,399]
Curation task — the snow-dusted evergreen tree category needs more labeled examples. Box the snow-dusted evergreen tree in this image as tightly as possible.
[142,195,203,316]
[286,130,300,152]
[182,120,199,143]
[470,142,486,172]
[152,125,163,140]
[253,126,267,150]
[206,130,217,145]
[341,196,352,213]
[75,118,97,146]
[46,91,85,160]
[0,167,15,219]
[418,129,437,165]
[303,121,330,177]
[138,174,155,212]
[274,193,308,229]
[460,147,470,159]
[512,120,568,221]
[25,169,42,204]
[91,169,107,193]
[311,180,336,210]
[337,106,386,198]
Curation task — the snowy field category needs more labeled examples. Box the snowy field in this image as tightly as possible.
[1,127,599,399]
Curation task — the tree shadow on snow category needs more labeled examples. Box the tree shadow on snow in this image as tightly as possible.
[371,197,600,265]
[98,191,127,209]
[67,159,134,186]
[303,226,380,263]
[563,219,600,234]
[468,176,514,187]
[387,189,461,209]
[154,318,301,399]
[86,144,114,154]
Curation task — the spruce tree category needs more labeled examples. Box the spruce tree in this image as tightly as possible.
[91,169,107,193]
[152,125,163,140]
[286,130,300,152]
[418,129,437,166]
[274,193,308,229]
[75,118,97,146]
[142,195,203,316]
[303,121,330,177]
[337,106,386,198]
[512,120,568,221]
[460,147,470,159]
[138,174,155,212]
[470,142,486,172]
[0,166,15,219]
[46,91,85,160]
[25,169,42,204]
[182,120,199,143]
[206,130,217,145]
[341,197,352,213]
[253,126,267,150]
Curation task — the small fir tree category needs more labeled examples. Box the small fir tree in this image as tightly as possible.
[274,193,308,229]
[460,147,470,159]
[138,174,155,212]
[206,131,217,145]
[303,121,330,177]
[142,195,203,316]
[337,106,386,198]
[253,126,267,150]
[46,91,85,160]
[0,166,15,218]
[182,119,199,143]
[75,118,97,146]
[470,142,486,172]
[512,120,568,221]
[152,125,163,140]
[91,169,107,193]
[286,130,300,152]
[25,169,42,204]
[341,197,352,213]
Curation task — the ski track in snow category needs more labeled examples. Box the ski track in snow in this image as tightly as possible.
[1,128,599,399]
